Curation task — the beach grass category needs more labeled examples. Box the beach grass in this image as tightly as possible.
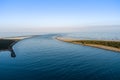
[56,37,120,52]
[71,40,120,48]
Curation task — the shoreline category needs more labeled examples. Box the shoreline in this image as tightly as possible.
[1,36,32,40]
[56,37,120,52]
[0,36,31,51]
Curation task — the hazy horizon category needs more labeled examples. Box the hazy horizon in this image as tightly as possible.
[0,0,120,32]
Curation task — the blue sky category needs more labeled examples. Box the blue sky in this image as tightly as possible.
[0,0,120,32]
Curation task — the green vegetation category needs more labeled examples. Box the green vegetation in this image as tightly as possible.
[56,37,120,52]
[69,40,120,48]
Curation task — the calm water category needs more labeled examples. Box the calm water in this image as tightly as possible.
[0,34,120,80]
[64,32,120,40]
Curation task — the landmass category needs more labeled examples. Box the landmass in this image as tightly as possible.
[56,37,120,52]
[0,36,29,50]
[0,36,30,57]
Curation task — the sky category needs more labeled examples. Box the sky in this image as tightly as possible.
[0,0,120,32]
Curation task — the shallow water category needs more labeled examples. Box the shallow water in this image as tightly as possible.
[0,34,120,80]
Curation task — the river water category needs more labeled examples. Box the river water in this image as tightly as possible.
[0,34,120,80]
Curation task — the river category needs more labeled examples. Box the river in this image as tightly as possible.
[0,34,120,80]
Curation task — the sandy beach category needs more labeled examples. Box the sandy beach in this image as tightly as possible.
[2,36,31,40]
[56,37,120,52]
